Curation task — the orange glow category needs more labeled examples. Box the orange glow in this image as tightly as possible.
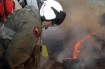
[72,39,83,59]
[72,32,96,59]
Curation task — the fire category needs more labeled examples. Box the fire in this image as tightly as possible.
[72,32,96,59]
[72,39,83,59]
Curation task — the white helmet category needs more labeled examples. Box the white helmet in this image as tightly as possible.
[40,0,66,25]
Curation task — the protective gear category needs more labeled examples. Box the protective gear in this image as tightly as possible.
[40,0,66,25]
[0,6,42,69]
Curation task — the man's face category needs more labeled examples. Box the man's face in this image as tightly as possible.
[42,21,53,29]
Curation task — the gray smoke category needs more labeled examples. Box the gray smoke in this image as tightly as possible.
[42,27,68,59]
[42,0,105,69]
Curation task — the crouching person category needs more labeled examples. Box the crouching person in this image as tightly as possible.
[0,0,66,69]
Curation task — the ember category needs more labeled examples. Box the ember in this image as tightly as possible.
[72,32,96,59]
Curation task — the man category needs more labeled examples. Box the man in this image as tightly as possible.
[0,0,66,69]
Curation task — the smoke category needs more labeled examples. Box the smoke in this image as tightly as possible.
[42,0,105,69]
[42,27,69,59]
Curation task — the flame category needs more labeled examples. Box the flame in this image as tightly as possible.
[72,32,96,59]
[72,39,83,59]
